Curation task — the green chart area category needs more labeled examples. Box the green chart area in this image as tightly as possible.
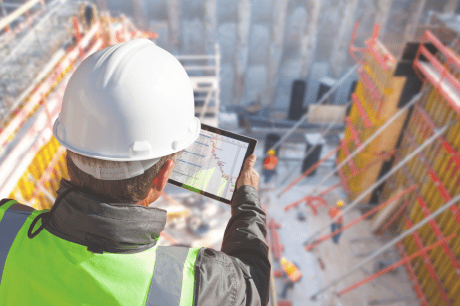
[170,131,248,201]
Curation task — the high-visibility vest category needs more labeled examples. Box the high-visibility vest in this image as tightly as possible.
[0,200,199,306]
[281,261,302,283]
[329,206,343,223]
[263,156,278,170]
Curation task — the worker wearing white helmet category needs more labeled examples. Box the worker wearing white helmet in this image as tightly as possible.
[0,39,270,306]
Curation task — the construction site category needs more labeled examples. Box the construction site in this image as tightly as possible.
[2,0,460,305]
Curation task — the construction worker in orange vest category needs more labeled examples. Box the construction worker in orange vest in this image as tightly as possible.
[329,200,345,244]
[280,257,302,299]
[262,150,278,183]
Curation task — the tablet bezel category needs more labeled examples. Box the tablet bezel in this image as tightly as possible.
[168,123,257,204]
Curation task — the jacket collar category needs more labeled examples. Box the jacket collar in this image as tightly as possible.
[46,179,167,254]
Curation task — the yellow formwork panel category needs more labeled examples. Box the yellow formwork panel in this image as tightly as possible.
[363,52,395,97]
[354,82,382,127]
[395,115,460,305]
[9,137,68,210]
[402,231,447,306]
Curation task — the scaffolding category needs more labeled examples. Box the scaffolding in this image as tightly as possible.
[272,24,460,305]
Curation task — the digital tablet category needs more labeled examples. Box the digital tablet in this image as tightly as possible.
[168,124,257,204]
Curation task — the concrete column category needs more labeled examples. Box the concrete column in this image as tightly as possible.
[444,0,459,14]
[267,0,288,104]
[299,0,323,78]
[233,0,251,105]
[329,0,359,78]
[168,0,182,53]
[374,0,393,37]
[403,0,428,43]
[95,0,108,11]
[131,0,146,30]
[204,0,217,51]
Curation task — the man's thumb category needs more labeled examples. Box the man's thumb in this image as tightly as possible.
[245,154,256,168]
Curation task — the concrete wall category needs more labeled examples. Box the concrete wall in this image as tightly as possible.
[82,0,454,110]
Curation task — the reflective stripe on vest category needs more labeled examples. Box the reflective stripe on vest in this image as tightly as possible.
[0,199,26,285]
[146,246,199,306]
[0,204,200,306]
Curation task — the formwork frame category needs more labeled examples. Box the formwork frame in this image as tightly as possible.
[0,0,44,33]
[1,13,157,205]
[373,29,460,305]
[404,216,452,305]
[381,149,460,280]
[304,185,417,251]
[337,232,456,298]
[309,193,460,300]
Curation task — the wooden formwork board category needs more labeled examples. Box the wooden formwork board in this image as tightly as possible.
[306,105,346,124]
[9,137,68,209]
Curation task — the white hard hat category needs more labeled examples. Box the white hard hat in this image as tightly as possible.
[53,39,200,179]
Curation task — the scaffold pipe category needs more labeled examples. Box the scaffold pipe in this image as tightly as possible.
[310,193,460,300]
[0,0,41,31]
[306,92,422,201]
[303,124,448,245]
[337,232,456,296]
[376,199,411,235]
[307,185,417,249]
[278,99,351,189]
[278,141,346,197]
[267,64,358,155]
[305,184,417,251]
[315,151,394,198]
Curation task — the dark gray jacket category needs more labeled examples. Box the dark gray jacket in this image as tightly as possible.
[8,180,271,305]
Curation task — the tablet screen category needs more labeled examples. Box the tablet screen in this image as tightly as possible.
[168,124,257,204]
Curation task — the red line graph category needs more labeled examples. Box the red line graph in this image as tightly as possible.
[211,138,228,180]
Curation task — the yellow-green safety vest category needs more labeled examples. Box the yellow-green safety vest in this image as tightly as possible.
[0,199,199,306]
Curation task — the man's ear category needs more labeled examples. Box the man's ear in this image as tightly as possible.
[152,159,175,192]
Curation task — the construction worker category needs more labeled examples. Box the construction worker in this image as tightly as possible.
[329,199,345,244]
[262,149,278,183]
[280,257,302,299]
[0,39,270,305]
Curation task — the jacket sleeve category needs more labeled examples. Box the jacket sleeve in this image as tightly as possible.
[193,185,271,306]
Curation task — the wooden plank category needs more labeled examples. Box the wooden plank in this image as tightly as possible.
[306,105,346,124]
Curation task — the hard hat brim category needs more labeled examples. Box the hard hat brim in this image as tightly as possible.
[53,116,201,162]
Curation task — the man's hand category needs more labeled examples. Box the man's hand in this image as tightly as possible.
[236,154,260,191]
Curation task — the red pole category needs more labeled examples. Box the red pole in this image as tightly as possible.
[338,232,456,296]
[345,117,362,147]
[405,216,452,306]
[396,243,429,306]
[287,151,395,206]
[340,139,358,175]
[160,232,179,244]
[161,192,183,206]
[371,23,380,42]
[305,185,417,251]
[376,199,410,235]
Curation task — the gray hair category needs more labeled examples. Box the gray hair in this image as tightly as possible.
[66,151,179,203]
